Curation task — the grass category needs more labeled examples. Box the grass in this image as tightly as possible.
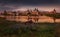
[0,17,59,37]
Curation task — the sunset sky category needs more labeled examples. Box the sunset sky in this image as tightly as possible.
[0,0,60,12]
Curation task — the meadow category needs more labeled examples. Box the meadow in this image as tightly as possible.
[0,17,60,37]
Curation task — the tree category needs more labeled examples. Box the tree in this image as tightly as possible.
[13,11,17,16]
[53,9,56,23]
[12,11,17,19]
[45,9,57,23]
[27,10,31,21]
[3,10,7,19]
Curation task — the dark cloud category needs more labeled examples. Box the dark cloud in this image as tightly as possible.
[0,0,60,11]
[0,0,60,5]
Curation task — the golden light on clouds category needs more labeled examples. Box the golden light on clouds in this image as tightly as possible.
[12,6,60,12]
[13,8,28,11]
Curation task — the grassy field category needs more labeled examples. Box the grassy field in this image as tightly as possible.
[0,17,60,37]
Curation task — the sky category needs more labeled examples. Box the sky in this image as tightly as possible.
[0,0,60,12]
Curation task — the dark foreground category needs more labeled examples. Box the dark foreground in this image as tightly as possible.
[0,17,60,37]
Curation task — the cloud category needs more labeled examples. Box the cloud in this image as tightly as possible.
[0,0,60,5]
[0,0,60,12]
[0,3,21,11]
[12,5,60,12]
